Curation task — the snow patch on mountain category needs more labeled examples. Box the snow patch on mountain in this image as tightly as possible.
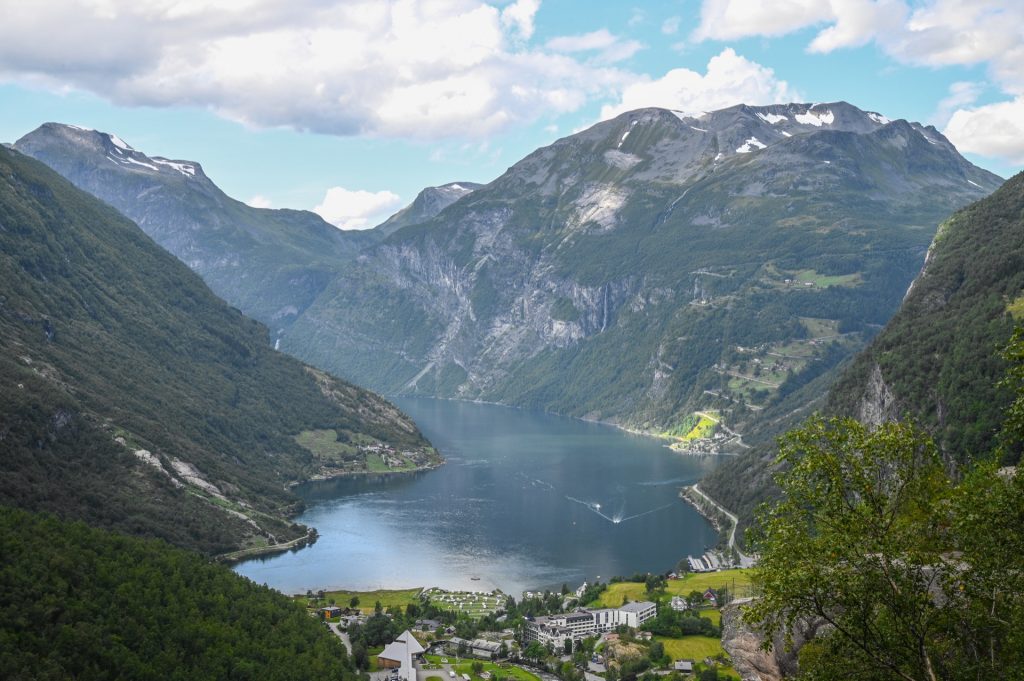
[794,109,835,126]
[152,158,197,177]
[757,112,788,125]
[736,136,767,153]
[107,133,133,151]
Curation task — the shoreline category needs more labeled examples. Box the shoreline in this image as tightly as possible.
[216,527,319,564]
[229,461,445,563]
[394,392,736,455]
[288,459,445,487]
[680,484,756,568]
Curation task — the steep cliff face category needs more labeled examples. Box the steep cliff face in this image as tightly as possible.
[721,600,829,681]
[13,123,375,335]
[285,102,999,432]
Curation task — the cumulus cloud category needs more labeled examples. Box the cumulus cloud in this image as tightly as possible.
[943,96,1024,165]
[501,0,540,39]
[692,0,1022,83]
[661,17,682,35]
[313,187,403,230]
[0,0,629,140]
[247,195,273,209]
[599,48,798,120]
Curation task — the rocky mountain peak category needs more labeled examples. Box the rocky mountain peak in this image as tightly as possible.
[20,123,208,182]
[374,180,483,237]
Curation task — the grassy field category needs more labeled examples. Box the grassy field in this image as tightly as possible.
[664,412,718,441]
[453,660,540,681]
[656,635,724,661]
[794,269,862,288]
[680,413,717,441]
[425,657,538,681]
[799,317,840,338]
[700,609,721,627]
[299,587,422,613]
[588,570,755,607]
[295,428,357,461]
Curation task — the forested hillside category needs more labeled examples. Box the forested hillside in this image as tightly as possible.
[0,146,436,555]
[700,172,1024,539]
[0,507,357,680]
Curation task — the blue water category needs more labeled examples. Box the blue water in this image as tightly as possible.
[235,398,721,596]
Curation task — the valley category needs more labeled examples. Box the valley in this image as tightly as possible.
[4,3,1024,679]
[3,99,1021,681]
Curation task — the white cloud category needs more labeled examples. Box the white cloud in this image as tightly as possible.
[247,194,273,209]
[313,187,403,230]
[661,16,681,35]
[501,0,540,39]
[545,29,644,63]
[692,1,1023,91]
[943,96,1024,165]
[0,0,631,140]
[930,80,985,126]
[691,0,1024,165]
[547,30,619,52]
[599,48,798,120]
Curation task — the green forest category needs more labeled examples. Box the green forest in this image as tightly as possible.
[0,507,358,680]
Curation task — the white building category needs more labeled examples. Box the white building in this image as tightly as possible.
[523,601,657,646]
[378,630,425,681]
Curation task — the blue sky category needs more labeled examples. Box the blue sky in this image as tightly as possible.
[1,0,1021,228]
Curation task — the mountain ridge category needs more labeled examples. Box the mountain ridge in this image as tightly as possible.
[0,144,436,555]
[281,101,1000,439]
[13,123,377,336]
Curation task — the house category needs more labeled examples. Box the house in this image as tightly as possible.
[415,618,442,632]
[471,639,502,659]
[320,605,343,619]
[670,596,688,612]
[378,630,426,681]
[674,660,694,674]
[703,589,717,604]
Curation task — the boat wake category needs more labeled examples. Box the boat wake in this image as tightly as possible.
[565,496,674,525]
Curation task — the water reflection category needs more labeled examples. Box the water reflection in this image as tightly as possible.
[235,398,722,596]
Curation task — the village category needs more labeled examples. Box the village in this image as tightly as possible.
[303,569,753,681]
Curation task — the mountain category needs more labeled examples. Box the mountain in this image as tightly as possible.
[374,181,483,237]
[699,171,1024,540]
[13,123,376,336]
[0,145,436,555]
[826,170,1024,460]
[281,102,1001,437]
[0,506,357,680]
